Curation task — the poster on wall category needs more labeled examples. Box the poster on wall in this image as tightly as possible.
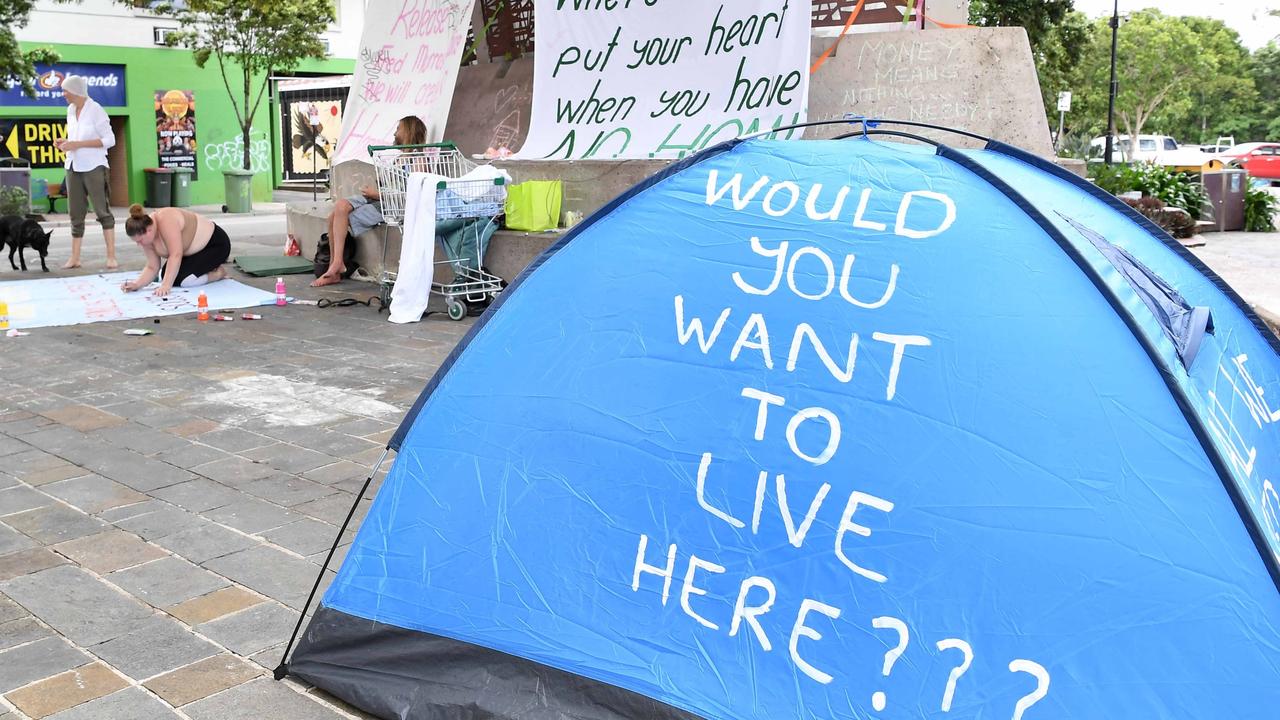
[155,89,198,178]
[515,0,810,160]
[330,0,475,165]
[280,90,345,181]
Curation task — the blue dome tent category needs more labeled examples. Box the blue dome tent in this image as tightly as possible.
[278,122,1280,719]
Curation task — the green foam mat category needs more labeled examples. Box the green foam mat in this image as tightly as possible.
[234,254,315,277]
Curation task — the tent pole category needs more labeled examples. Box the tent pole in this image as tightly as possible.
[273,447,391,680]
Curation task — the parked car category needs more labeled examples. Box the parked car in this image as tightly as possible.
[1088,134,1208,168]
[1215,143,1280,179]
[1198,137,1236,154]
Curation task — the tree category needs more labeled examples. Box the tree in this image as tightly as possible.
[1073,10,1216,142]
[1,0,63,98]
[1161,17,1255,144]
[969,0,1093,128]
[1244,43,1280,140]
[157,0,334,171]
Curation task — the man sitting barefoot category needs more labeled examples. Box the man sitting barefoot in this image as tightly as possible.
[313,115,427,287]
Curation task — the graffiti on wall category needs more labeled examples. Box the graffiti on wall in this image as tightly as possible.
[202,132,272,173]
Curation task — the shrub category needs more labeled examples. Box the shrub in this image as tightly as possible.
[0,185,29,216]
[1244,186,1279,232]
[1088,162,1208,220]
[1122,196,1198,239]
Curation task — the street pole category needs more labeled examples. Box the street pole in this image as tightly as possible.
[1104,0,1119,165]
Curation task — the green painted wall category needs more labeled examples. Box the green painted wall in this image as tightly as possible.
[4,42,352,207]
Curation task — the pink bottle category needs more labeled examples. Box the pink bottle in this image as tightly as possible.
[275,277,287,306]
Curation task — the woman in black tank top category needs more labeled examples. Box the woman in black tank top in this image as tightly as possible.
[119,204,231,296]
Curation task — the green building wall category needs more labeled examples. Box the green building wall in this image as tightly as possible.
[4,42,353,207]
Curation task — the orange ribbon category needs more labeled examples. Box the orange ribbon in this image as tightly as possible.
[810,0,867,75]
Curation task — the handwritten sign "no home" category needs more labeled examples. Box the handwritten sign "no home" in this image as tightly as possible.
[517,0,810,160]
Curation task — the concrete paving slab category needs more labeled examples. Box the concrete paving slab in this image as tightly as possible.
[4,505,107,545]
[0,566,154,647]
[203,498,299,534]
[152,521,256,565]
[144,654,263,708]
[5,661,129,718]
[183,678,345,719]
[0,487,51,517]
[0,548,66,581]
[107,557,230,609]
[42,475,148,515]
[0,616,53,651]
[0,523,38,556]
[151,478,245,513]
[42,687,181,720]
[0,636,91,693]
[90,616,220,681]
[167,587,264,626]
[195,602,300,657]
[202,545,317,610]
[53,530,169,574]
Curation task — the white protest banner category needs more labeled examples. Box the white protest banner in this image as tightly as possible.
[332,0,475,165]
[516,0,810,160]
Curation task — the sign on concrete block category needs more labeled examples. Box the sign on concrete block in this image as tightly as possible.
[806,28,1054,156]
[332,0,475,165]
[516,0,811,160]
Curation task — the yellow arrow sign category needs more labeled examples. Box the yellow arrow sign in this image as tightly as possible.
[0,119,66,168]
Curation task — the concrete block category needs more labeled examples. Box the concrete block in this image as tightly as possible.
[806,28,1055,156]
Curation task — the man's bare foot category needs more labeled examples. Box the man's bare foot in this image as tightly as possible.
[311,271,343,287]
[208,266,229,283]
[61,258,81,270]
[105,260,119,271]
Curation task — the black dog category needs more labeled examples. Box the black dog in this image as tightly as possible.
[0,216,53,272]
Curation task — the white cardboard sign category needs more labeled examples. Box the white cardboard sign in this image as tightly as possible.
[517,0,810,160]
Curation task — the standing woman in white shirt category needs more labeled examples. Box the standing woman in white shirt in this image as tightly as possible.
[53,74,118,270]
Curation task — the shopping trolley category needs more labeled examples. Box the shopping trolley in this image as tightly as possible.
[368,142,508,319]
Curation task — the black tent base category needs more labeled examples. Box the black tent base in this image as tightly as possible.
[287,606,702,720]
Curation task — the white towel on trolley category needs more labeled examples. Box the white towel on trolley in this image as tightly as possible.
[388,172,444,324]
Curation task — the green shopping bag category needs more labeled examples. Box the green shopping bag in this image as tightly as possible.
[504,180,563,231]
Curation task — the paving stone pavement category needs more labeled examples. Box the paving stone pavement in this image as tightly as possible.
[0,251,473,718]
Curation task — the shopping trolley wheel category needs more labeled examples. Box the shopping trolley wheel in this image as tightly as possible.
[446,298,468,321]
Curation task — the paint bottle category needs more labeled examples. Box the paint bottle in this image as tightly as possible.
[275,277,287,306]
[0,300,8,331]
[197,291,209,322]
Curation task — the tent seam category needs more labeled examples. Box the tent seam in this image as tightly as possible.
[935,144,1280,596]
[982,140,1280,359]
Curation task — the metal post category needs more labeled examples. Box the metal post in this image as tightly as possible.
[1056,110,1066,152]
[1104,0,1120,165]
